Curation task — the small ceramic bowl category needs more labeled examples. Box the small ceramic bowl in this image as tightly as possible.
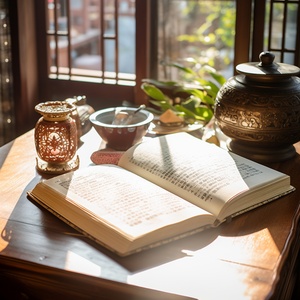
[89,107,154,150]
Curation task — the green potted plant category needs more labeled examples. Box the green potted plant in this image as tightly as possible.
[141,59,226,125]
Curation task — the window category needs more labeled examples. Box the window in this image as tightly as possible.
[154,0,300,81]
[265,0,300,64]
[46,0,136,84]
[154,1,236,81]
[8,0,300,132]
[41,0,237,99]
[35,0,145,107]
[34,0,300,109]
[5,0,299,144]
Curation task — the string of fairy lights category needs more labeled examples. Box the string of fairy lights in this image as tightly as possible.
[0,0,14,146]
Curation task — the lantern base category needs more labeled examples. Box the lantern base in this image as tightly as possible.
[36,155,80,175]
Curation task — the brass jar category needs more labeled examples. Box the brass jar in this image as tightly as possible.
[215,51,300,163]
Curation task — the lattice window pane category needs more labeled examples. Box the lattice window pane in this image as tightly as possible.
[46,0,136,85]
[266,0,300,65]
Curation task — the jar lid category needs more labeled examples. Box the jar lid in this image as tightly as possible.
[236,51,300,79]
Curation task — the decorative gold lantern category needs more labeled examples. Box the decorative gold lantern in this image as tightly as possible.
[34,101,79,174]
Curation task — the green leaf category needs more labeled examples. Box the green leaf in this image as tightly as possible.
[181,96,202,111]
[188,89,206,100]
[174,105,201,120]
[196,79,219,98]
[141,83,168,102]
[142,78,178,87]
[209,72,227,86]
[162,61,197,76]
[202,65,227,86]
[201,93,215,106]
[174,86,204,98]
[148,99,173,111]
[194,106,214,121]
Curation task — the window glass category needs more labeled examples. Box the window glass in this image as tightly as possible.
[46,0,136,84]
[70,0,101,72]
[156,1,236,80]
[270,2,284,50]
[265,0,299,64]
[285,3,297,51]
[42,0,299,100]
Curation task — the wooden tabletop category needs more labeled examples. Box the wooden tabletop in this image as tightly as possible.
[0,128,300,299]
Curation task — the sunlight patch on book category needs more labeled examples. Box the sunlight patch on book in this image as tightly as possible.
[28,133,293,256]
[64,251,101,276]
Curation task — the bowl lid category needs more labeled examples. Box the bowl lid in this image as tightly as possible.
[236,51,300,79]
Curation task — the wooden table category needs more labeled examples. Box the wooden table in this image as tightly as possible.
[0,128,300,300]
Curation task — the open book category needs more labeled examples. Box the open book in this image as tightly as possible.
[28,132,294,256]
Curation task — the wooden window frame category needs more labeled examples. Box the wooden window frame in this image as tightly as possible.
[33,0,151,110]
[10,0,300,137]
[10,0,153,136]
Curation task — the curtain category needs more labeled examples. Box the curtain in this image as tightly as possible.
[0,0,14,146]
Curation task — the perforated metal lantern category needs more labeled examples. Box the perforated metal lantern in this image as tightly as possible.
[34,101,79,174]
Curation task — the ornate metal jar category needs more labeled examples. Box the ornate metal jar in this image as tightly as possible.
[215,51,300,162]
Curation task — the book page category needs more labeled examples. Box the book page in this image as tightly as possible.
[119,133,288,217]
[41,165,213,238]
